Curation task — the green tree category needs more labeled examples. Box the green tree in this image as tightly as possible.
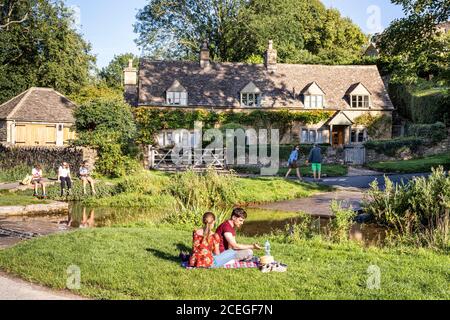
[74,97,138,177]
[0,0,95,103]
[134,0,367,64]
[134,0,245,61]
[379,0,450,83]
[99,53,139,90]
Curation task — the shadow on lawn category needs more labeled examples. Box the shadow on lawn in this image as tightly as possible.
[146,243,191,263]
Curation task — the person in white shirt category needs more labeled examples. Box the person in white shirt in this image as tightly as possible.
[31,164,46,198]
[58,162,72,197]
[79,160,96,196]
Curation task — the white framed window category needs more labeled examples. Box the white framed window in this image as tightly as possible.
[350,95,370,108]
[167,91,188,106]
[301,129,325,143]
[304,95,324,108]
[241,93,261,107]
[351,129,367,143]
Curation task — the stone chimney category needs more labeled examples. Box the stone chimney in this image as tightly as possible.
[265,40,277,73]
[199,40,210,69]
[123,59,138,106]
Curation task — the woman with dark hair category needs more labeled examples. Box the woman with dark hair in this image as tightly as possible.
[189,212,221,268]
[285,145,302,181]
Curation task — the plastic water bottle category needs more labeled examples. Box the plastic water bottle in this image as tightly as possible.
[264,240,271,256]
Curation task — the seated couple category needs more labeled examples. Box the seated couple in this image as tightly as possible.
[189,208,262,268]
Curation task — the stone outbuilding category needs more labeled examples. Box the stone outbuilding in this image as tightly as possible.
[0,87,76,146]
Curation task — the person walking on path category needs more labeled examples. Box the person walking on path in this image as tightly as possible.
[79,161,96,196]
[31,164,46,198]
[58,162,72,197]
[306,144,323,181]
[285,145,302,181]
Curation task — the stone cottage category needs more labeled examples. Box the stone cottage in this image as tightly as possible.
[0,87,76,146]
[124,41,394,148]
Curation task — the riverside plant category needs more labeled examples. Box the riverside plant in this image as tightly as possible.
[364,167,450,249]
[328,200,357,243]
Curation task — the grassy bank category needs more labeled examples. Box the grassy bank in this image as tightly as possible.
[367,152,450,173]
[0,226,448,300]
[0,191,51,206]
[232,164,348,177]
[82,170,330,209]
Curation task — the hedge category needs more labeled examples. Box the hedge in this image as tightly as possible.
[389,83,450,125]
[364,137,424,157]
[406,122,448,143]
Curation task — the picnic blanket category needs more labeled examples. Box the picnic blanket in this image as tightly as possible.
[182,258,260,270]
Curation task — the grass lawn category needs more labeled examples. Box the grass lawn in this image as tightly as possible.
[367,152,450,174]
[0,226,448,300]
[0,191,51,206]
[232,164,348,177]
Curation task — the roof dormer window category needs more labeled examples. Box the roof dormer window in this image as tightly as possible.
[302,82,325,109]
[347,83,372,109]
[240,81,262,107]
[166,80,188,106]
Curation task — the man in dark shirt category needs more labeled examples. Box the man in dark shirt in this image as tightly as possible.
[215,208,261,266]
[306,144,323,181]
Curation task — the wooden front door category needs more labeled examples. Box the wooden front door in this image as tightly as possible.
[332,126,345,147]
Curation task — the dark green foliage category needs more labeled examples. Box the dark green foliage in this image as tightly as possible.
[364,137,424,156]
[74,98,139,177]
[407,122,448,143]
[389,83,450,125]
[134,0,366,64]
[378,0,449,83]
[99,53,139,89]
[0,0,95,103]
[365,167,449,249]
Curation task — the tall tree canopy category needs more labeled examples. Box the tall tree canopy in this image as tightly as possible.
[379,0,449,83]
[134,0,367,64]
[0,0,95,103]
[99,53,140,90]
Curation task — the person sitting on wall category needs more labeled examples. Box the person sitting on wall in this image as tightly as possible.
[31,164,46,198]
[214,208,261,267]
[58,162,72,197]
[79,161,96,196]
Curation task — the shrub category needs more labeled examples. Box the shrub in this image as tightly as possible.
[364,167,450,249]
[328,201,357,242]
[115,171,168,195]
[168,168,238,209]
[0,165,34,182]
[364,137,424,156]
[283,212,317,243]
[407,122,448,143]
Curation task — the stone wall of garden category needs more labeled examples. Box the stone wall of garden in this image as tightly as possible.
[366,135,450,163]
[0,144,97,172]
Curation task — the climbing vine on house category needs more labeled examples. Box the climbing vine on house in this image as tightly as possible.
[133,108,334,144]
[354,114,392,139]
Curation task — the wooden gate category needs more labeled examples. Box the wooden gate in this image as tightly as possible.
[344,146,366,165]
[148,146,227,172]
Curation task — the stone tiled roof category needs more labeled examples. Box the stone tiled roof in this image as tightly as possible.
[138,60,394,110]
[0,88,76,123]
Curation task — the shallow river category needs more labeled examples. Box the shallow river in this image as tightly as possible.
[0,203,386,248]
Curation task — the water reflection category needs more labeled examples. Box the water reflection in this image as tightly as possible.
[68,208,95,229]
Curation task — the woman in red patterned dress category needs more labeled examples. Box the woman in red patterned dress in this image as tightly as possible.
[189,212,221,268]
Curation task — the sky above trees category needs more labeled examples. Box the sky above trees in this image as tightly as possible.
[65,0,405,68]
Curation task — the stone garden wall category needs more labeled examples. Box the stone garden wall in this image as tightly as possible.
[0,144,97,173]
[366,136,450,163]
